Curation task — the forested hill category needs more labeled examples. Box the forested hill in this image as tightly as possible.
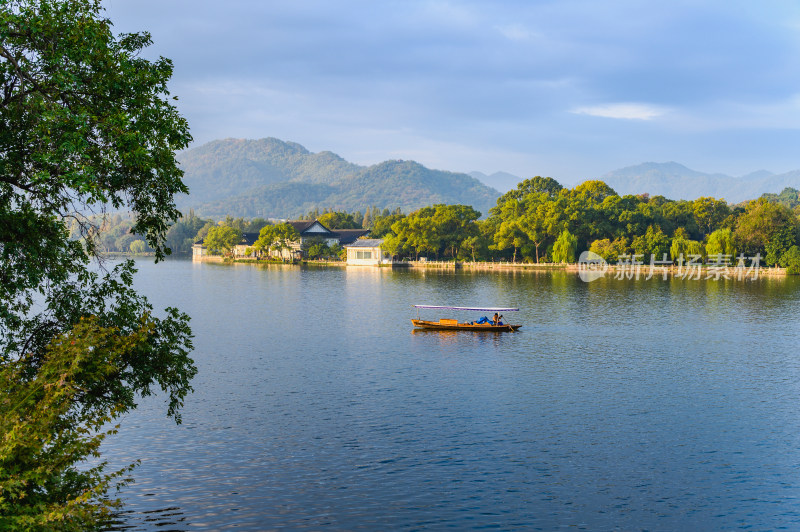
[176,138,500,218]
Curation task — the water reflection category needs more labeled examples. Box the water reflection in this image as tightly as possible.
[410,328,513,350]
[107,506,187,531]
[102,259,800,530]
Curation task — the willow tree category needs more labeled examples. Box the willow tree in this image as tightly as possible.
[1,0,196,527]
[552,229,578,263]
[706,228,737,258]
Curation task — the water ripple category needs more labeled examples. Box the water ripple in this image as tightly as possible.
[97,261,800,530]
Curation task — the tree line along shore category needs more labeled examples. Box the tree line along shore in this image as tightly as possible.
[88,179,800,274]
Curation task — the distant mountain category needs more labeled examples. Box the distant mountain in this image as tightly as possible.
[469,162,800,203]
[177,138,500,218]
[176,138,360,207]
[599,162,800,204]
[177,140,798,217]
[469,171,523,193]
[739,170,776,181]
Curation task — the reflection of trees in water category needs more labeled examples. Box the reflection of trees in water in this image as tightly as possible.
[411,329,509,349]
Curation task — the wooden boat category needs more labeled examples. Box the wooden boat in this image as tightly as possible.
[411,305,521,332]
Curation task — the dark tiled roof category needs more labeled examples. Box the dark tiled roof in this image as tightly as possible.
[333,229,371,245]
[198,221,367,248]
[287,220,332,235]
[284,220,368,244]
[345,238,383,248]
[238,232,260,246]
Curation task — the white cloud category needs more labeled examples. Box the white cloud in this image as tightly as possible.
[107,0,800,178]
[570,103,668,120]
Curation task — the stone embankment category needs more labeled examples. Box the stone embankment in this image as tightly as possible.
[399,261,565,271]
[192,255,789,276]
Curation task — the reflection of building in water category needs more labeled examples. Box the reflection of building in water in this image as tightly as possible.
[345,239,392,266]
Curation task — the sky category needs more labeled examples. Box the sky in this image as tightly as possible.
[104,0,800,186]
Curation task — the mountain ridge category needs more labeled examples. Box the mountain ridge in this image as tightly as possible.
[176,138,501,218]
[470,162,799,203]
[599,162,800,203]
[177,138,800,217]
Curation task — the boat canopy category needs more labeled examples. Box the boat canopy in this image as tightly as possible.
[412,305,519,312]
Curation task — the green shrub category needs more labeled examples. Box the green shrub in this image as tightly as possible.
[779,246,800,274]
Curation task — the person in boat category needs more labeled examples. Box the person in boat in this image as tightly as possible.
[493,313,503,325]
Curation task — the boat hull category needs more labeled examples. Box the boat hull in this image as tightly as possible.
[411,319,521,332]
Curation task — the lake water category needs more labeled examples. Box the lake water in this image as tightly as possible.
[104,258,800,530]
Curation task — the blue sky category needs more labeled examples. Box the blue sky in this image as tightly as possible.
[104,0,800,185]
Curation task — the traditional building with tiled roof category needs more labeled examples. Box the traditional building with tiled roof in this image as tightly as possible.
[344,239,391,265]
[192,220,370,260]
[283,220,369,255]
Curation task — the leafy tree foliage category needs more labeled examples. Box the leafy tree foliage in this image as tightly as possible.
[706,228,737,258]
[254,225,276,254]
[317,211,360,229]
[589,238,629,263]
[1,318,147,530]
[244,218,272,233]
[272,223,301,254]
[253,223,300,257]
[496,176,563,205]
[733,199,797,256]
[66,214,152,253]
[129,240,147,254]
[369,176,798,266]
[573,180,616,203]
[302,236,332,259]
[383,205,480,260]
[761,187,800,210]
[476,178,797,263]
[632,225,670,259]
[215,215,270,234]
[490,218,526,262]
[369,212,405,238]
[165,210,210,253]
[552,229,578,263]
[670,231,703,260]
[204,225,242,256]
[330,243,345,260]
[460,234,485,262]
[779,246,800,274]
[489,184,575,263]
[0,0,195,523]
[692,197,731,237]
[661,200,701,240]
[765,225,798,266]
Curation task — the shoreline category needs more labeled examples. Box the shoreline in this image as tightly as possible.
[191,255,789,277]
